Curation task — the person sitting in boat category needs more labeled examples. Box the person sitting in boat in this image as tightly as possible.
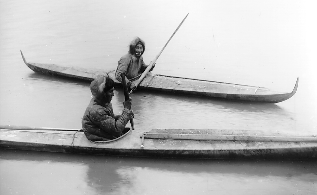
[82,75,134,141]
[115,37,155,91]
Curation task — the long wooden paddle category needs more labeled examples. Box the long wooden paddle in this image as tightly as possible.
[130,13,189,93]
[121,73,134,130]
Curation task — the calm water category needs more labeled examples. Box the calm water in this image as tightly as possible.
[0,0,317,194]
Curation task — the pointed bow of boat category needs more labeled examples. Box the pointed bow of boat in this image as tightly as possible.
[20,50,27,64]
[267,77,299,103]
[278,77,299,103]
[292,77,299,95]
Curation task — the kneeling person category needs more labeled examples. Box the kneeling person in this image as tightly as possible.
[82,75,134,141]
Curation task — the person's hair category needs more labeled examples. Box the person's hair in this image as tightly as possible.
[104,76,115,92]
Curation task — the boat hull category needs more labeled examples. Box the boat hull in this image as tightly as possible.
[20,51,298,103]
[1,128,316,160]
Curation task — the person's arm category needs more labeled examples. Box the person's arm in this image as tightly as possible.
[140,57,155,72]
[114,108,133,133]
[94,106,133,137]
[115,57,131,84]
[140,57,148,72]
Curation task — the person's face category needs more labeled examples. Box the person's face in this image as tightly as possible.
[135,43,144,57]
[104,87,114,103]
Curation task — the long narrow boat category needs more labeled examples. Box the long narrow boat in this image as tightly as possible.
[20,51,298,103]
[1,125,316,159]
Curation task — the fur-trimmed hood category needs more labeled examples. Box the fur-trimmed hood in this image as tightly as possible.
[129,37,145,55]
[90,75,106,99]
[90,74,114,102]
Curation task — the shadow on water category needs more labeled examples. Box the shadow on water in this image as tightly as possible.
[25,72,90,87]
[2,150,316,175]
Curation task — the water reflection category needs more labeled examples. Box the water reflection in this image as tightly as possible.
[1,150,316,195]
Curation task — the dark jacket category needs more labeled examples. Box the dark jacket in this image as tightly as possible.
[82,99,131,141]
[82,75,131,141]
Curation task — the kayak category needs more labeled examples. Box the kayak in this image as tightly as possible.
[1,125,316,159]
[20,51,298,103]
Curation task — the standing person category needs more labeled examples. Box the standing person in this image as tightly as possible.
[82,75,134,141]
[115,37,155,91]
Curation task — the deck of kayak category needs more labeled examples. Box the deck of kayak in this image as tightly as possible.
[1,127,316,159]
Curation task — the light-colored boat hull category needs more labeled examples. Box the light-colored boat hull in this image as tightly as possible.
[20,51,298,103]
[1,127,316,159]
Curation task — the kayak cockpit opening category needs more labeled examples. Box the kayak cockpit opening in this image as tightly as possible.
[87,128,132,144]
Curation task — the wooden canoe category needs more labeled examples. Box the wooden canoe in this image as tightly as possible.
[20,51,298,103]
[1,125,316,159]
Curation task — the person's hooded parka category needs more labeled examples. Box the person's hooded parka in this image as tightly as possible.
[115,37,149,83]
[82,75,131,141]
